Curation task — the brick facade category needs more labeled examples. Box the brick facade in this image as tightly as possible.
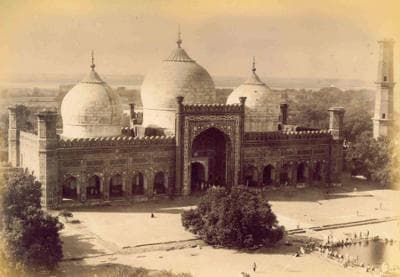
[9,100,344,209]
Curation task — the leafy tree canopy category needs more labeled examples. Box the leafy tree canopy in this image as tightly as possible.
[182,186,284,248]
[345,130,399,187]
[1,173,64,272]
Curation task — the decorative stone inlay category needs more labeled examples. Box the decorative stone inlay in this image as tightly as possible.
[182,113,242,194]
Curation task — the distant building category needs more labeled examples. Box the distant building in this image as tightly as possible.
[373,39,395,139]
[8,34,345,208]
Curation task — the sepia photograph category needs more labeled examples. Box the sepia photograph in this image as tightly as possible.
[0,0,399,276]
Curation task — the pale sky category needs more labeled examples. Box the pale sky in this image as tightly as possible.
[0,0,399,81]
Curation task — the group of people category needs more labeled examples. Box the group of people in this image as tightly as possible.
[191,181,223,192]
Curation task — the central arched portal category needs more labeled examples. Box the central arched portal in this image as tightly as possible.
[191,127,231,191]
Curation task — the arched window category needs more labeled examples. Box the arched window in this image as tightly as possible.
[110,174,123,198]
[297,163,307,183]
[245,166,258,187]
[87,175,101,199]
[154,171,166,195]
[280,163,290,185]
[62,176,78,200]
[263,165,274,185]
[132,172,144,195]
[313,161,322,181]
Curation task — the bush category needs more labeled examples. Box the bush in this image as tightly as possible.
[345,132,398,187]
[2,174,42,227]
[182,186,284,248]
[3,210,63,271]
[1,173,64,272]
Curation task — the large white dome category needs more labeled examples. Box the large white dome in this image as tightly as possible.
[61,65,122,138]
[227,62,280,132]
[141,39,216,133]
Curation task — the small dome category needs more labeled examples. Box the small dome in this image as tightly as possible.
[227,59,280,132]
[61,59,122,138]
[141,34,215,132]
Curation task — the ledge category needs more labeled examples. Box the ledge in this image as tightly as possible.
[244,130,332,141]
[58,135,176,148]
[182,103,242,114]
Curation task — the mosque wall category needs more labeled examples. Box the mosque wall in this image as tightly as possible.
[19,131,39,175]
[55,136,176,207]
[242,131,336,186]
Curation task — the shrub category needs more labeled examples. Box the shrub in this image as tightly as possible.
[1,173,64,272]
[181,186,284,248]
[3,210,63,271]
[2,174,42,228]
[346,132,398,187]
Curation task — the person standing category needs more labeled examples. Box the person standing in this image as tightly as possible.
[253,262,257,272]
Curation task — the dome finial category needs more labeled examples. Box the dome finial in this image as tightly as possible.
[177,24,182,48]
[252,56,256,73]
[91,50,95,70]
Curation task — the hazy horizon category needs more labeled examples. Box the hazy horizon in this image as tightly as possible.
[0,73,376,91]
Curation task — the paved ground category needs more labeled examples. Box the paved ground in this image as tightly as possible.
[58,176,400,276]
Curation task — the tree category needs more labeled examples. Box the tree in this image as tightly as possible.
[1,173,64,272]
[2,174,42,227]
[3,209,63,271]
[345,132,397,187]
[182,186,284,248]
[285,88,373,142]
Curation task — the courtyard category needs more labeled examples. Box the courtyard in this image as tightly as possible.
[58,176,400,276]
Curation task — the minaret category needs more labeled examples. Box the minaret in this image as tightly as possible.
[373,39,395,139]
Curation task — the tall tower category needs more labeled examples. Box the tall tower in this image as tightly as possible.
[373,39,395,139]
[37,110,59,208]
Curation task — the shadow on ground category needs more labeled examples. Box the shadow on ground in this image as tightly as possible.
[64,197,199,214]
[263,175,384,202]
[60,175,388,215]
[264,187,374,202]
[55,262,191,277]
[62,233,109,260]
[235,234,323,256]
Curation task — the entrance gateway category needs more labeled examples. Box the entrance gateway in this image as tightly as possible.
[175,96,246,196]
[190,127,232,192]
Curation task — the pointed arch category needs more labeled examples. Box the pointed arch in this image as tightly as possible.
[297,162,307,183]
[245,165,258,187]
[132,172,145,195]
[154,171,166,195]
[263,164,275,186]
[62,175,78,200]
[87,175,102,199]
[110,173,123,198]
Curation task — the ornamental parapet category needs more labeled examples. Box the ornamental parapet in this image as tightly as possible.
[182,103,242,114]
[58,135,176,148]
[244,130,332,141]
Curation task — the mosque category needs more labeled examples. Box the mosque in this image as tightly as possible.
[8,33,345,208]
